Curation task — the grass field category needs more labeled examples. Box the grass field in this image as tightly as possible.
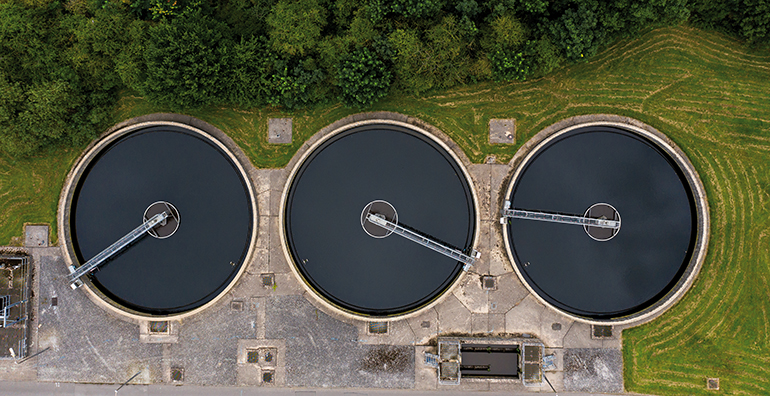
[1,24,769,394]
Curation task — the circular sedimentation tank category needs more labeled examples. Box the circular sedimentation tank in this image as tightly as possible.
[60,121,256,318]
[282,121,477,318]
[503,120,708,323]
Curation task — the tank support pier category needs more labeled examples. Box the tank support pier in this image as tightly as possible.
[68,211,169,289]
[366,213,480,270]
[500,201,620,229]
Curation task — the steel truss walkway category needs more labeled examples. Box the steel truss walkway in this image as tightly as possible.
[366,213,480,269]
[68,212,168,289]
[501,201,620,229]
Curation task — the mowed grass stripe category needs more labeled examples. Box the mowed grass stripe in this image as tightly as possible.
[625,154,769,391]
[649,154,734,356]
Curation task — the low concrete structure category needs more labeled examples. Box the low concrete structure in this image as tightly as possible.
[268,118,292,144]
[489,119,516,144]
[24,225,48,248]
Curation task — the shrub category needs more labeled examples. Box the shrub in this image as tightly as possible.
[141,10,232,109]
[337,47,392,107]
[490,47,529,81]
[266,58,326,109]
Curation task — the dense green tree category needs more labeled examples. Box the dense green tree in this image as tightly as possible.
[526,35,563,76]
[227,36,273,107]
[738,0,770,41]
[490,48,529,81]
[62,9,134,92]
[266,58,326,109]
[214,0,276,37]
[140,10,233,109]
[347,7,380,45]
[266,0,327,57]
[547,2,605,61]
[4,0,770,155]
[114,19,150,92]
[0,3,112,155]
[389,16,478,94]
[390,0,446,18]
[482,11,526,50]
[598,0,689,37]
[337,47,392,107]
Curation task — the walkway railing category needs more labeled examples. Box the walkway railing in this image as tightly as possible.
[68,212,168,288]
[501,201,620,229]
[366,213,480,268]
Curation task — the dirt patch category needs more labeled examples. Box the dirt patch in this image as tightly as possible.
[360,346,412,374]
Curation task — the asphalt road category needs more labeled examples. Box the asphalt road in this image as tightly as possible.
[0,382,633,396]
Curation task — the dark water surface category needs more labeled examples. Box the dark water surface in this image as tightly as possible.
[286,125,476,316]
[72,126,253,315]
[507,126,696,319]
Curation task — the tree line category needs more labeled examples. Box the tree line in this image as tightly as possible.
[1,0,768,155]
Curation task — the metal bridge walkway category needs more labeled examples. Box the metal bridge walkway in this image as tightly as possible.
[501,201,620,229]
[68,212,168,288]
[366,213,480,268]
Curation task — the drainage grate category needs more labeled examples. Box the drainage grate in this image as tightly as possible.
[261,273,275,287]
[707,378,719,390]
[231,300,244,311]
[51,297,58,307]
[262,369,274,384]
[592,325,613,339]
[170,367,184,382]
[247,350,259,364]
[368,321,388,334]
[149,321,169,334]
[482,276,497,290]
[258,347,277,366]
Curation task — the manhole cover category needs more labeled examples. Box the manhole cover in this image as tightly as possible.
[420,321,431,328]
[258,348,277,366]
[262,370,274,384]
[482,275,497,290]
[231,300,244,311]
[170,367,184,382]
[552,322,562,331]
[51,297,58,307]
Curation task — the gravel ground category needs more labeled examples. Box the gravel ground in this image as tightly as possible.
[36,254,163,384]
[265,295,414,388]
[563,348,622,393]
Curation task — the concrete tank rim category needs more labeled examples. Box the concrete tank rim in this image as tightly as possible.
[57,115,258,322]
[278,112,481,322]
[501,114,710,327]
